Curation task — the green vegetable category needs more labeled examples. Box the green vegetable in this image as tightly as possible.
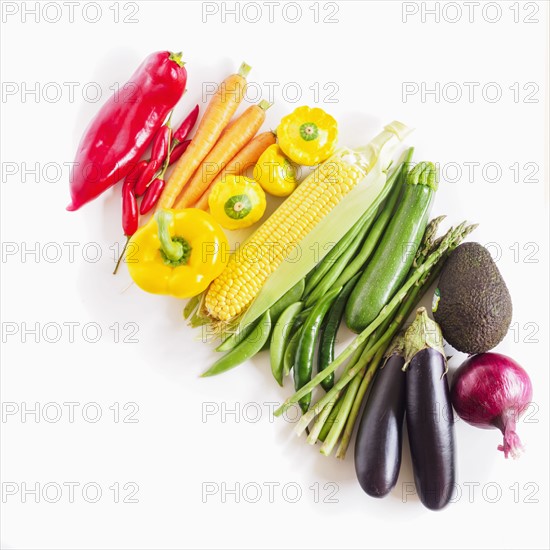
[217,279,304,353]
[294,288,342,412]
[274,221,473,419]
[433,242,513,354]
[305,152,413,306]
[304,207,375,299]
[284,326,303,378]
[237,123,412,332]
[259,279,305,351]
[332,149,413,290]
[317,274,361,391]
[270,302,304,386]
[216,318,259,352]
[202,311,271,377]
[346,162,438,333]
[317,398,344,442]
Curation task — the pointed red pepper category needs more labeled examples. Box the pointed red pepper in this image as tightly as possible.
[173,104,199,144]
[67,51,187,211]
[140,177,167,215]
[168,139,191,165]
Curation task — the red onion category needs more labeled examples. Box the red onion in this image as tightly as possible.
[451,353,532,459]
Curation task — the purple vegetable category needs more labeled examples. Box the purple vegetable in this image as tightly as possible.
[451,353,533,459]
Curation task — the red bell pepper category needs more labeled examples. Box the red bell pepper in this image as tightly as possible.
[67,51,187,211]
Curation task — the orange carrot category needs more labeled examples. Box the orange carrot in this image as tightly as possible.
[174,100,272,209]
[157,62,251,210]
[195,132,277,210]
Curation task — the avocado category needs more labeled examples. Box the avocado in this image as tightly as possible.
[433,242,512,354]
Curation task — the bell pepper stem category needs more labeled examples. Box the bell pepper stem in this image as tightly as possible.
[156,210,184,261]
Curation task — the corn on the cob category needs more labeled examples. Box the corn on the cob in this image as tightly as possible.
[205,150,367,322]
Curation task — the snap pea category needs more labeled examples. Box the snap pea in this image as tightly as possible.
[201,311,271,377]
[270,302,304,386]
[259,279,305,351]
[269,279,305,322]
[217,279,305,353]
[294,287,342,412]
[318,273,362,391]
[216,318,259,352]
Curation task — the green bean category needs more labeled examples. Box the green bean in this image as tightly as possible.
[303,204,376,298]
[201,311,271,377]
[305,214,375,308]
[270,302,304,386]
[259,279,305,351]
[294,287,342,412]
[283,326,303,378]
[317,273,361,391]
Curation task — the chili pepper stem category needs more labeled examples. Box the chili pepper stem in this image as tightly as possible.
[113,236,130,275]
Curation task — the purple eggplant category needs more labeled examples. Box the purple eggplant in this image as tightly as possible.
[405,308,456,511]
[355,338,406,497]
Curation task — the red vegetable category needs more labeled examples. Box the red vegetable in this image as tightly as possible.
[169,139,191,165]
[122,181,138,236]
[151,125,171,165]
[67,51,187,211]
[173,104,199,143]
[140,177,166,215]
[451,353,533,459]
[123,160,148,192]
[134,159,161,197]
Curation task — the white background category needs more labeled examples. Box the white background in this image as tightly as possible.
[1,1,549,549]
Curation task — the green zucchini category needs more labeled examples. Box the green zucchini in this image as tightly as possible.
[345,162,437,333]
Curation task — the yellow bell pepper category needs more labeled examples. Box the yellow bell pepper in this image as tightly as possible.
[127,209,228,299]
[277,106,338,166]
[208,175,266,230]
[254,144,297,197]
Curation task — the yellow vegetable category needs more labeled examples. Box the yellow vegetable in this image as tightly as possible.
[208,175,266,230]
[254,144,297,197]
[205,121,410,324]
[205,150,364,322]
[277,106,338,166]
[128,209,228,299]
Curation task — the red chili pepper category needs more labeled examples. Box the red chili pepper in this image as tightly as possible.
[134,159,161,197]
[140,177,166,215]
[123,160,148,191]
[173,104,199,143]
[150,124,171,166]
[67,51,187,211]
[168,139,191,166]
[122,182,139,236]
